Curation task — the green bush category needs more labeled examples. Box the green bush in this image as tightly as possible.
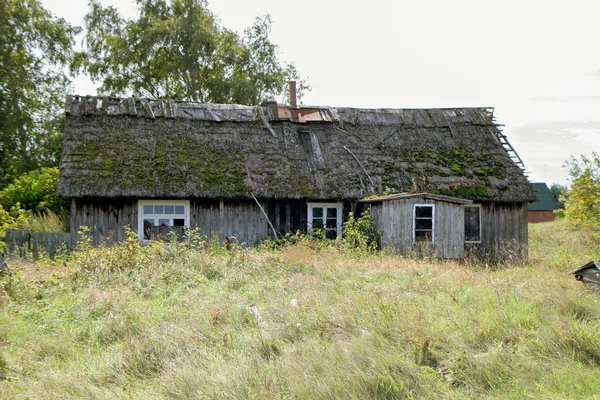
[0,167,68,215]
[340,210,381,256]
[563,153,600,229]
[0,204,30,252]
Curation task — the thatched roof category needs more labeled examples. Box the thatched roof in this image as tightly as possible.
[58,96,536,202]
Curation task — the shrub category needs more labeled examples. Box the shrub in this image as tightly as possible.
[563,153,600,229]
[0,204,30,253]
[340,210,381,256]
[0,167,68,215]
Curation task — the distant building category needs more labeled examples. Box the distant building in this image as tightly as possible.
[528,182,559,223]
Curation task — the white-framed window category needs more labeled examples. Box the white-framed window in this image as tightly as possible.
[307,202,343,239]
[138,200,190,240]
[413,204,434,244]
[464,205,481,243]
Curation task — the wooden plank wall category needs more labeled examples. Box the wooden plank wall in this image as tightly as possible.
[472,202,528,262]
[373,199,528,261]
[71,197,361,245]
[434,201,465,259]
[190,198,308,244]
[371,197,464,258]
[70,198,138,245]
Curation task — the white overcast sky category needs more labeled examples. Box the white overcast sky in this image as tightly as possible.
[42,0,600,186]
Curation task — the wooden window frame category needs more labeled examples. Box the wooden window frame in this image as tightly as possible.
[413,204,434,244]
[138,200,190,241]
[464,204,482,244]
[307,202,343,238]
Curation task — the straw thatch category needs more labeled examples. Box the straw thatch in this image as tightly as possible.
[58,96,536,203]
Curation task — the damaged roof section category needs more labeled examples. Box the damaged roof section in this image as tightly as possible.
[64,95,495,127]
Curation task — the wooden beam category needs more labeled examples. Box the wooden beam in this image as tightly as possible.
[251,193,279,240]
[343,146,375,188]
[257,107,277,137]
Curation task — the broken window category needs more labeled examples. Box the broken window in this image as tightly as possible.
[414,205,434,243]
[464,205,481,243]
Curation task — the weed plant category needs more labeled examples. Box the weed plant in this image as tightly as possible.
[0,221,600,398]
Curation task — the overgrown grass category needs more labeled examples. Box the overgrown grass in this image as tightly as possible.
[1,221,600,398]
[23,210,69,233]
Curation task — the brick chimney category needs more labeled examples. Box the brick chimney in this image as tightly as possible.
[289,81,297,108]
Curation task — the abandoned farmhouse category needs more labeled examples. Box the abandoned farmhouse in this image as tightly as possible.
[58,93,536,260]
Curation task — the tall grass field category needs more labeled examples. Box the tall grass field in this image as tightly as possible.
[1,221,599,399]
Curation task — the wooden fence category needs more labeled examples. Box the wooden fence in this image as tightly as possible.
[2,229,73,260]
[1,226,191,260]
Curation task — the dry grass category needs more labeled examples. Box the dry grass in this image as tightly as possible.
[0,221,599,399]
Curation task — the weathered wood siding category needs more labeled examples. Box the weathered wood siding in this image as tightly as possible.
[70,198,138,244]
[466,202,528,262]
[370,197,465,258]
[189,199,309,243]
[4,229,72,260]
[70,197,353,245]
[371,199,529,261]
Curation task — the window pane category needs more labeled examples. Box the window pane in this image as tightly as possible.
[415,219,433,230]
[327,208,337,218]
[326,218,337,229]
[173,218,185,226]
[415,231,432,242]
[312,207,323,218]
[464,207,480,241]
[165,205,174,214]
[158,218,170,226]
[154,205,164,214]
[143,205,153,214]
[175,205,185,214]
[415,206,432,218]
[312,218,324,230]
[143,219,154,240]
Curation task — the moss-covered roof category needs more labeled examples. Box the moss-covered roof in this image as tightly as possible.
[58,96,536,202]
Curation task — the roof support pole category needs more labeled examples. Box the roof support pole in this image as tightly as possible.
[343,146,375,189]
[251,193,279,240]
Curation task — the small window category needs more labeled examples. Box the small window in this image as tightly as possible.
[138,200,190,240]
[464,206,481,243]
[414,205,434,243]
[308,203,343,239]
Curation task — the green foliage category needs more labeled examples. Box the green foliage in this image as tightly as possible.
[550,183,567,208]
[0,204,29,232]
[0,204,30,253]
[529,219,600,269]
[341,210,381,256]
[75,0,308,104]
[23,210,68,233]
[2,226,600,398]
[0,167,68,215]
[0,0,80,187]
[563,153,600,229]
